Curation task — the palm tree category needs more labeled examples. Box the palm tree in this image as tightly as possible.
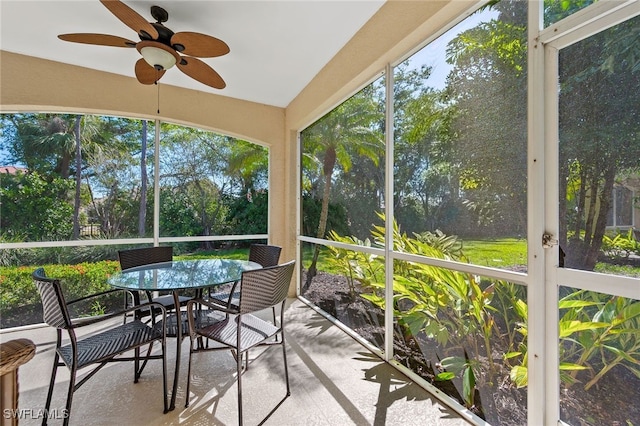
[302,85,384,284]
[226,138,268,193]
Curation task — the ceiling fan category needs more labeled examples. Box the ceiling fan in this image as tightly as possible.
[58,0,229,89]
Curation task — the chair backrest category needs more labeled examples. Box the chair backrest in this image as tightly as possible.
[238,260,295,314]
[118,246,173,270]
[32,268,72,329]
[248,244,281,267]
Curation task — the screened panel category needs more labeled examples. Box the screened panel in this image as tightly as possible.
[0,114,154,241]
[158,122,269,240]
[544,0,597,28]
[0,246,123,329]
[392,260,528,424]
[0,243,255,329]
[557,286,640,425]
[300,241,385,349]
[558,15,640,277]
[393,0,528,272]
[300,78,386,244]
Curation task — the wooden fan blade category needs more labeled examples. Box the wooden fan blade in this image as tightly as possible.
[135,58,165,85]
[170,32,230,58]
[58,33,137,48]
[177,56,226,89]
[100,0,159,40]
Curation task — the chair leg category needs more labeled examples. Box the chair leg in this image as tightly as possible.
[185,337,195,408]
[134,347,140,383]
[237,348,244,426]
[272,306,278,342]
[63,363,77,426]
[135,341,155,382]
[161,339,168,413]
[231,348,250,372]
[42,352,59,426]
[281,331,290,397]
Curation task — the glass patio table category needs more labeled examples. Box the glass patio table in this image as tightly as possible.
[107,258,261,411]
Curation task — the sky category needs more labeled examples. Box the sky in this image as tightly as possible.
[402,8,499,90]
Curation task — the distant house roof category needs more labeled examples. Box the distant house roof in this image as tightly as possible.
[0,166,26,174]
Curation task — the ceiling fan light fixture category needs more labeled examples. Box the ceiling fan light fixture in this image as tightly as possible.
[137,40,180,70]
[140,45,176,70]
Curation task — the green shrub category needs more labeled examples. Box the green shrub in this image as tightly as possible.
[0,260,121,312]
[226,190,268,235]
[302,195,349,238]
[601,228,640,260]
[0,171,74,241]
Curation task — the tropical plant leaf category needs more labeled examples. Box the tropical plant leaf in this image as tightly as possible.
[435,371,456,381]
[510,365,527,388]
[559,320,609,338]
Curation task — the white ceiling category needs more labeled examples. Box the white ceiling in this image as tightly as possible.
[0,0,384,108]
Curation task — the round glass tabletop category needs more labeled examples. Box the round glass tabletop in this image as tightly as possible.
[108,258,262,291]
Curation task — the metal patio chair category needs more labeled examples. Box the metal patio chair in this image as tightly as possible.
[185,260,295,425]
[118,246,193,311]
[118,246,192,334]
[32,268,168,426]
[208,243,281,312]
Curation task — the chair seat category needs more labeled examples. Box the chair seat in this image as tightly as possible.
[193,309,227,329]
[57,320,162,369]
[152,294,192,309]
[196,314,279,350]
[154,309,226,337]
[154,311,189,337]
[132,295,193,319]
[208,291,240,310]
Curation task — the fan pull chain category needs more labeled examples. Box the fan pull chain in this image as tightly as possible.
[156,70,161,114]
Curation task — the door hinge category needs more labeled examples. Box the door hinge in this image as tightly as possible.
[542,233,558,249]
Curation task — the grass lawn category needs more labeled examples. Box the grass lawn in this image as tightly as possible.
[460,238,528,268]
[178,247,249,260]
[300,238,529,271]
[594,262,640,278]
[190,240,636,278]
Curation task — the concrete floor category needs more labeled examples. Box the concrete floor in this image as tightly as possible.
[1,299,472,426]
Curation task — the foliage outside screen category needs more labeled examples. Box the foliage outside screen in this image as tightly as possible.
[0,115,269,249]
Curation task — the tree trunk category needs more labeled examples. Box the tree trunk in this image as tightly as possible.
[584,166,615,270]
[306,146,337,286]
[584,172,599,246]
[139,120,148,237]
[58,152,72,179]
[566,164,616,270]
[558,163,568,250]
[72,116,82,240]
